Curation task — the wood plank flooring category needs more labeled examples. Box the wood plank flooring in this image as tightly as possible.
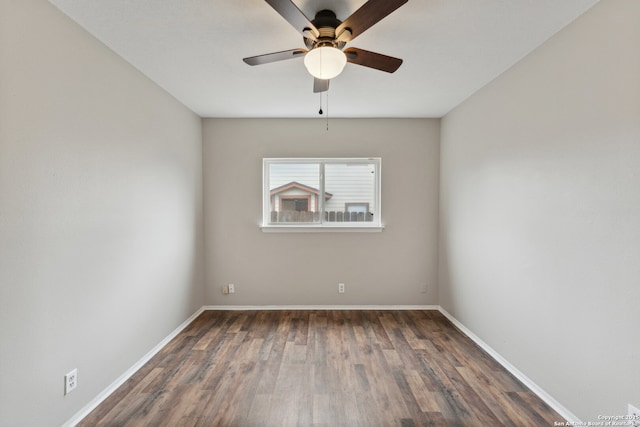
[79,310,563,426]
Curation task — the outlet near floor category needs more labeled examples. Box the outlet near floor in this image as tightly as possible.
[338,283,345,293]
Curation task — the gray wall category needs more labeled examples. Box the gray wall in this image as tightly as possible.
[0,1,205,425]
[203,119,440,306]
[439,0,640,421]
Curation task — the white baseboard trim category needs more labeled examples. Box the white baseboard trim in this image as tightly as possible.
[62,306,206,427]
[202,304,440,311]
[437,306,580,424]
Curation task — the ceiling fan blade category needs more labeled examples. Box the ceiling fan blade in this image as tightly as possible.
[344,47,403,73]
[313,78,329,93]
[336,0,408,42]
[243,48,307,66]
[265,0,319,39]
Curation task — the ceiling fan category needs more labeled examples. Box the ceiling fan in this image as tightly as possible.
[243,0,408,93]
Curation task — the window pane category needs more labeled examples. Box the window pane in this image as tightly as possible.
[268,163,321,223]
[263,158,381,228]
[324,162,376,223]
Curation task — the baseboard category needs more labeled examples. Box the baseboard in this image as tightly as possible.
[62,306,206,427]
[437,306,580,424]
[203,304,440,311]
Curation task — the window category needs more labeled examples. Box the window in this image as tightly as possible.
[263,158,382,230]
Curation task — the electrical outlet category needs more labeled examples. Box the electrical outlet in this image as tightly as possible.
[65,369,77,395]
[338,283,345,293]
[629,404,640,427]
[228,284,235,294]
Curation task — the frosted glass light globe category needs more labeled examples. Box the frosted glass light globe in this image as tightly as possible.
[304,46,347,80]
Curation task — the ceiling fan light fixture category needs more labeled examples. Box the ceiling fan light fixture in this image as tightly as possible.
[304,46,347,80]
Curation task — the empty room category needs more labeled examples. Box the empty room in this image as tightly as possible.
[1,0,638,426]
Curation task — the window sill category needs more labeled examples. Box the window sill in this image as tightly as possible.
[260,225,384,233]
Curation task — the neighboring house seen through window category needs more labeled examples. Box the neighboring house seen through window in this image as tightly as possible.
[263,158,382,229]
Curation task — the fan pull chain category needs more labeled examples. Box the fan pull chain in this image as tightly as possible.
[320,51,329,130]
[316,91,329,131]
[326,90,329,131]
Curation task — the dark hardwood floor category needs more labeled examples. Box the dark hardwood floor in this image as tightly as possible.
[79,310,563,426]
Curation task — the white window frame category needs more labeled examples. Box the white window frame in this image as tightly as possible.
[261,158,383,232]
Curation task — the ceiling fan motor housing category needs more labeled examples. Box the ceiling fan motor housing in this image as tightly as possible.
[304,10,347,50]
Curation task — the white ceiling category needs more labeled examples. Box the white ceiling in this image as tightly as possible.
[49,0,598,118]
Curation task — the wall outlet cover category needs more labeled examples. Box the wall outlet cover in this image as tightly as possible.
[65,369,77,395]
